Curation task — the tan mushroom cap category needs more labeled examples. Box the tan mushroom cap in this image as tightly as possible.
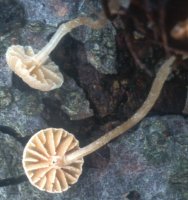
[22,128,83,193]
[6,45,64,91]
[171,19,188,40]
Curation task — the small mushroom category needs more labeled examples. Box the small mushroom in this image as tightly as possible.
[22,128,83,193]
[23,57,175,193]
[6,45,64,91]
[171,19,188,40]
[6,16,107,91]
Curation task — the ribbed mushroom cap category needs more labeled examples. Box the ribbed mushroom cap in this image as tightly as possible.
[22,128,83,193]
[6,45,64,91]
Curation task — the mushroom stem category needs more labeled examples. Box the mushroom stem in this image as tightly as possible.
[34,16,107,66]
[65,56,176,165]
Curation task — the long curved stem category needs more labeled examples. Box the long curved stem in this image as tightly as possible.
[65,56,176,165]
[34,16,107,66]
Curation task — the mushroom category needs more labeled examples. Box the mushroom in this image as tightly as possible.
[22,56,175,193]
[22,128,83,193]
[171,19,188,40]
[6,16,107,91]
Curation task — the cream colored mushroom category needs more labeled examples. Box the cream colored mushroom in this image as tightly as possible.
[6,16,107,91]
[6,45,64,91]
[171,19,188,40]
[22,128,83,193]
[23,56,175,193]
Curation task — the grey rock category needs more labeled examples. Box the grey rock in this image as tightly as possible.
[0,89,47,137]
[0,132,23,179]
[46,75,94,120]
[0,131,23,200]
[0,87,59,199]
[85,22,117,74]
[13,89,43,116]
[1,1,187,200]
[72,21,117,74]
[60,76,94,120]
[19,0,102,26]
[1,114,188,200]
[0,0,95,121]
[0,32,17,55]
[0,56,12,87]
[19,20,57,51]
[19,0,70,26]
[0,184,63,200]
[120,0,131,8]
[72,0,117,74]
[0,0,25,35]
[45,115,188,200]
[17,182,63,200]
[70,0,117,75]
[0,87,12,109]
[71,0,117,74]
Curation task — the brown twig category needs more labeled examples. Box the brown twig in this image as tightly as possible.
[159,1,169,56]
[124,34,153,77]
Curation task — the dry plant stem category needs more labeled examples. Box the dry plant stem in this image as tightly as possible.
[124,34,153,77]
[65,56,176,165]
[34,16,107,66]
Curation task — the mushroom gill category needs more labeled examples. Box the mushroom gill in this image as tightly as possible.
[22,128,83,193]
[6,45,63,91]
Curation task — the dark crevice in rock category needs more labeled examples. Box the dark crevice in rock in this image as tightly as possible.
[126,190,141,200]
[0,125,31,146]
[0,175,27,187]
[12,74,36,92]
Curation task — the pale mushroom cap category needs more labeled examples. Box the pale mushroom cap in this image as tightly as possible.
[6,45,64,91]
[22,128,83,193]
[171,19,188,40]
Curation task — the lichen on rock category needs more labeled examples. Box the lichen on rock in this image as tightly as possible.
[0,87,12,109]
[71,21,117,74]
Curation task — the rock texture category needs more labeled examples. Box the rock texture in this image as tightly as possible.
[0,0,95,120]
[59,116,188,200]
[0,0,187,200]
[1,116,188,199]
[18,0,117,75]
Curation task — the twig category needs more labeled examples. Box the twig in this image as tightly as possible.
[124,34,153,76]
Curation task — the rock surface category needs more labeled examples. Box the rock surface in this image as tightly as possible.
[55,75,94,120]
[0,88,46,136]
[0,0,187,200]
[55,115,188,200]
[71,21,117,74]
[18,0,117,74]
[0,116,188,199]
[0,0,96,120]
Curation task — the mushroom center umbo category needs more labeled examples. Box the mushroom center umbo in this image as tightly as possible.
[49,155,65,168]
